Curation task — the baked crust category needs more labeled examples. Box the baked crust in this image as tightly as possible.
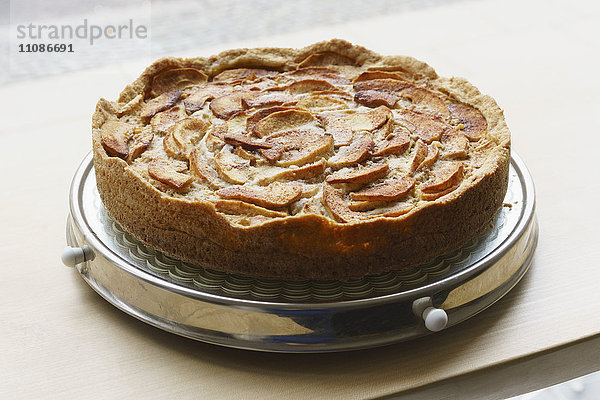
[92,39,510,280]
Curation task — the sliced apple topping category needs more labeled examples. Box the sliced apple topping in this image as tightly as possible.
[353,78,412,93]
[140,90,181,124]
[287,79,337,94]
[352,71,410,83]
[205,123,227,152]
[397,110,446,143]
[188,148,224,189]
[441,130,468,158]
[212,68,278,83]
[100,120,133,159]
[127,127,154,163]
[447,103,487,141]
[266,129,334,166]
[183,84,233,113]
[354,90,399,108]
[410,139,429,173]
[148,158,193,190]
[297,95,349,112]
[150,68,208,97]
[401,86,450,118]
[253,109,315,137]
[416,144,440,172]
[242,92,296,108]
[347,105,392,131]
[216,181,303,209]
[327,133,374,169]
[317,113,353,147]
[257,159,326,184]
[163,118,209,159]
[326,163,389,185]
[421,162,464,194]
[214,200,287,218]
[380,203,415,217]
[210,91,256,120]
[350,176,415,201]
[286,67,351,85]
[322,184,366,223]
[373,126,410,156]
[297,52,356,68]
[246,106,298,133]
[223,133,273,150]
[260,145,284,163]
[214,147,252,184]
[150,105,187,134]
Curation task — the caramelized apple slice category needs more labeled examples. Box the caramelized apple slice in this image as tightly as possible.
[401,86,450,118]
[212,68,278,83]
[373,126,410,156]
[260,145,284,163]
[242,92,295,108]
[397,110,447,143]
[380,203,415,217]
[421,163,464,194]
[448,103,487,141]
[184,84,233,113]
[148,158,193,190]
[352,71,410,83]
[141,90,181,124]
[246,106,299,133]
[326,163,389,185]
[353,78,412,93]
[164,118,209,159]
[188,148,224,189]
[216,182,303,209]
[257,159,326,184]
[322,184,365,223]
[297,52,356,68]
[347,105,392,131]
[441,130,468,158]
[215,200,287,218]
[317,113,353,147]
[348,199,389,212]
[415,144,440,172]
[100,120,133,159]
[287,79,337,94]
[214,147,251,184]
[127,127,153,163]
[210,92,255,120]
[327,133,374,169]
[205,123,227,152]
[266,129,334,166]
[253,109,315,137]
[297,95,349,112]
[410,139,429,173]
[150,105,187,134]
[150,68,208,97]
[354,90,400,108]
[287,68,350,85]
[350,177,415,201]
[223,133,273,150]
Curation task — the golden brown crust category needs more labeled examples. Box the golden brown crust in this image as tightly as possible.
[92,39,510,280]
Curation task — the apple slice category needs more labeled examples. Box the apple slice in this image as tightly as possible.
[410,139,429,173]
[373,126,410,156]
[317,113,353,147]
[209,91,256,120]
[140,90,181,124]
[287,79,337,94]
[297,95,349,112]
[126,127,153,163]
[242,92,296,108]
[448,103,487,141]
[246,106,300,134]
[260,145,284,163]
[354,90,400,108]
[322,184,366,223]
[421,163,464,194]
[326,163,389,185]
[350,176,415,201]
[163,118,209,159]
[353,78,412,93]
[441,130,468,158]
[380,203,415,217]
[223,133,273,150]
[150,105,187,134]
[212,68,278,83]
[214,200,287,218]
[416,144,440,172]
[266,128,334,167]
[188,148,224,189]
[214,147,251,184]
[352,71,410,83]
[216,181,303,209]
[397,110,447,143]
[297,52,356,68]
[286,68,350,85]
[327,133,374,169]
[100,120,133,159]
[150,68,208,97]
[401,86,450,118]
[347,105,392,131]
[253,109,315,137]
[184,83,233,113]
[257,159,326,184]
[148,158,193,190]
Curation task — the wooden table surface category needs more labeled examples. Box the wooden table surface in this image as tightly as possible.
[1,0,599,398]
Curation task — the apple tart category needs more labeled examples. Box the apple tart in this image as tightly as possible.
[92,39,510,280]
